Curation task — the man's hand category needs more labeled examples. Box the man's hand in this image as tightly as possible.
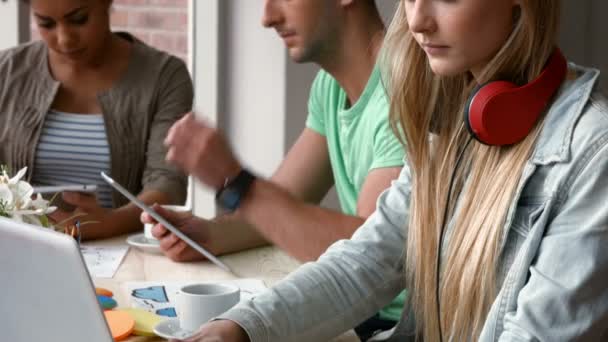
[171,320,249,342]
[165,112,242,190]
[141,204,216,262]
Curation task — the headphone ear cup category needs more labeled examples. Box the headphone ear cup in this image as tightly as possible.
[464,49,567,146]
[465,81,517,144]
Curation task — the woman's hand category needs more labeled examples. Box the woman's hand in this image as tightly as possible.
[171,320,250,342]
[48,191,112,240]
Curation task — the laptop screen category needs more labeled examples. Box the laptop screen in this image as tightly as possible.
[0,217,112,342]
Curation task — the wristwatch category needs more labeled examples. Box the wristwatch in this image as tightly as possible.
[215,169,256,211]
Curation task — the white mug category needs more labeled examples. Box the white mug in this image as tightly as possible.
[176,283,240,332]
[143,204,191,243]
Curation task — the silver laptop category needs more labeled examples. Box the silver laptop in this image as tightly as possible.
[0,217,112,342]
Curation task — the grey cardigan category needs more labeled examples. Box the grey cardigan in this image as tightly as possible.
[0,33,193,207]
[219,64,608,341]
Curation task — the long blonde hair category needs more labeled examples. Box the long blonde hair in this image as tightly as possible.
[382,1,560,340]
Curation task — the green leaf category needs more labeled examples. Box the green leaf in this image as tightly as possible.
[39,215,51,228]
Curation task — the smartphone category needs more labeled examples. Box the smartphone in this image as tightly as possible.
[33,184,98,212]
[33,184,98,194]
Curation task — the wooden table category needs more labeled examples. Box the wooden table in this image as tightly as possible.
[90,236,359,342]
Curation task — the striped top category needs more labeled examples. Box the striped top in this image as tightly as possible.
[32,110,114,208]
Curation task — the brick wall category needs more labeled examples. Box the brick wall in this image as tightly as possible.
[111,0,189,63]
[31,0,190,64]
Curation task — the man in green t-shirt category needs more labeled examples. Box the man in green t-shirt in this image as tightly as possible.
[143,0,405,339]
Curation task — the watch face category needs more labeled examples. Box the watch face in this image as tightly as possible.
[220,188,241,210]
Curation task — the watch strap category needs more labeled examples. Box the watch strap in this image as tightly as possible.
[215,169,255,211]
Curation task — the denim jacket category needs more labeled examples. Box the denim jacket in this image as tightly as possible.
[218,64,608,341]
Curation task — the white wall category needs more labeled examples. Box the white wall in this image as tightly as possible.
[191,0,221,217]
[0,0,29,50]
[192,0,289,217]
[222,1,287,177]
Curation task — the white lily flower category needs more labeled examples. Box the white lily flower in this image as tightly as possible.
[14,209,43,216]
[0,166,56,229]
[29,194,56,215]
[8,166,27,185]
[0,168,9,183]
[31,193,50,210]
[12,180,33,208]
[0,184,14,207]
[8,167,28,185]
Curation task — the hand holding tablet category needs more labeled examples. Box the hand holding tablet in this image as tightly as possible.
[100,172,233,274]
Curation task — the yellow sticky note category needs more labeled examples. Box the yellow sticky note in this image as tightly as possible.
[117,308,164,337]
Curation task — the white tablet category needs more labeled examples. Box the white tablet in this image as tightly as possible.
[100,172,233,274]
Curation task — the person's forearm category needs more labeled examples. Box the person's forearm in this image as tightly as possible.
[217,171,411,341]
[204,215,270,255]
[237,178,365,262]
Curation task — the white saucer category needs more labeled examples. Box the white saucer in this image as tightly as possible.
[126,233,162,254]
[153,318,197,340]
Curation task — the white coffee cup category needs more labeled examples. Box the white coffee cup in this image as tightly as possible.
[143,204,191,243]
[176,283,240,332]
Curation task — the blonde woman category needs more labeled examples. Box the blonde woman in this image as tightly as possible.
[176,0,608,341]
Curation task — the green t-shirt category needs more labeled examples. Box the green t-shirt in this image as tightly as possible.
[306,67,406,322]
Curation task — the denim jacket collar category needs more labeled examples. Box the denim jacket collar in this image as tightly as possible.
[530,64,600,165]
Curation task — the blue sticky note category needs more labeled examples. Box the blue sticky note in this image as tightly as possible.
[131,286,169,303]
[156,307,177,317]
[97,295,117,310]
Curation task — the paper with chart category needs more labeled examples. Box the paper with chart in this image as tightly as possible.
[81,245,129,278]
[126,278,267,318]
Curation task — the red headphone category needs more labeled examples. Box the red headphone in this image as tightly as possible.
[464,48,568,146]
